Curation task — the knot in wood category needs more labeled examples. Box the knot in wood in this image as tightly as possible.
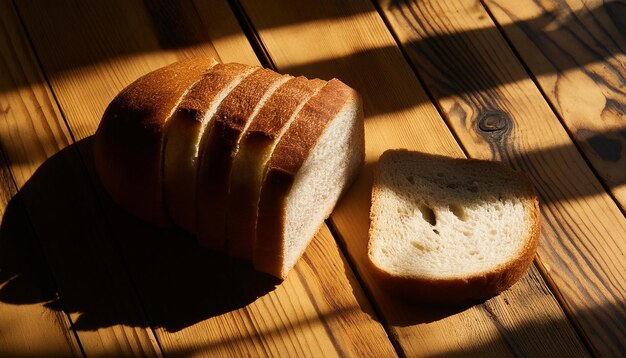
[478,111,509,132]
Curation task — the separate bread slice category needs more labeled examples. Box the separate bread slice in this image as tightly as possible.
[163,63,256,235]
[227,76,326,259]
[94,57,217,226]
[254,79,365,279]
[367,150,540,304]
[197,68,291,251]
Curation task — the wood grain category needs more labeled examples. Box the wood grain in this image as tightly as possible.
[483,0,626,212]
[238,0,589,356]
[14,0,395,356]
[0,155,80,357]
[1,1,160,355]
[378,0,625,355]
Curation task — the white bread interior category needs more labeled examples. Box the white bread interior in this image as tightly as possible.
[282,99,364,275]
[254,84,364,278]
[368,150,539,302]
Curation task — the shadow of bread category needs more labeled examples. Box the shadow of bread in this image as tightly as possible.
[0,136,279,332]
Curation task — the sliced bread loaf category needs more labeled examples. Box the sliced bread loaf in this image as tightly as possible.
[163,63,255,235]
[367,150,540,303]
[227,76,326,259]
[94,57,217,226]
[254,79,365,278]
[197,68,291,251]
[95,59,366,281]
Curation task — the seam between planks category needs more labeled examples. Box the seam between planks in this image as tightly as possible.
[478,0,625,219]
[226,0,276,69]
[325,220,405,358]
[372,0,598,355]
[226,0,568,355]
[9,0,165,355]
[531,251,597,356]
[0,130,85,357]
[201,3,322,355]
[8,0,79,147]
[477,1,620,353]
[367,0,537,353]
[369,0,472,160]
[370,0,596,355]
[225,1,404,356]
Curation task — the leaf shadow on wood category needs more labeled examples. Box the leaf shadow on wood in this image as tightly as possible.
[0,137,280,333]
[240,0,625,116]
[383,0,625,98]
[6,0,624,106]
[475,124,626,215]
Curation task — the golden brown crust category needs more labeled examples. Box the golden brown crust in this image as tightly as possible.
[227,77,326,259]
[177,63,254,118]
[266,79,355,175]
[367,150,541,304]
[246,77,327,139]
[254,79,356,278]
[94,57,217,226]
[197,68,286,251]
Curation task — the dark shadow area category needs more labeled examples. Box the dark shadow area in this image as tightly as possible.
[482,126,626,212]
[0,137,279,333]
[0,192,61,309]
[4,0,624,104]
[385,0,625,97]
[384,287,487,327]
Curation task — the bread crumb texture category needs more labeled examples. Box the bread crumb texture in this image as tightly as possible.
[369,150,538,281]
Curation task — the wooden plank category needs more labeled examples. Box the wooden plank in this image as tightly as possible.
[0,156,81,357]
[15,0,396,356]
[0,1,160,356]
[482,0,626,212]
[238,0,589,356]
[377,0,626,355]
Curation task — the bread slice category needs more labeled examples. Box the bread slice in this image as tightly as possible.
[163,63,256,235]
[227,76,326,259]
[367,150,540,303]
[196,68,291,251]
[254,79,365,279]
[94,57,217,226]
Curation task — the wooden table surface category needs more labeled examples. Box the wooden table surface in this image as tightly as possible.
[0,0,624,356]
